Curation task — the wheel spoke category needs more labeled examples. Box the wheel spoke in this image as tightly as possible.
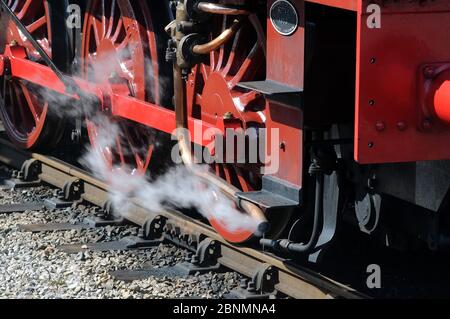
[111,19,123,43]
[209,51,217,71]
[200,64,209,81]
[233,166,250,192]
[27,15,46,34]
[12,83,29,128]
[101,0,107,38]
[229,42,261,88]
[105,0,116,38]
[44,1,51,43]
[249,14,267,58]
[221,29,241,76]
[123,128,141,168]
[19,83,39,124]
[90,16,102,46]
[215,16,228,71]
[10,0,18,12]
[215,163,222,178]
[222,164,232,183]
[116,33,130,50]
[142,144,154,172]
[115,136,126,166]
[17,0,32,19]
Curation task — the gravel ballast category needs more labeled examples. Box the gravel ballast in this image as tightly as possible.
[0,180,241,299]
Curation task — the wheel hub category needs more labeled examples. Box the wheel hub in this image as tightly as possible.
[201,72,240,123]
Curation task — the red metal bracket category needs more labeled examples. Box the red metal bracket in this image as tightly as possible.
[0,45,219,150]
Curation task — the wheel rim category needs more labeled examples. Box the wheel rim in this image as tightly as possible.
[82,0,161,175]
[186,15,271,243]
[0,0,53,149]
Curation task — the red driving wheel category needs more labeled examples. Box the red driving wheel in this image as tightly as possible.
[186,15,274,243]
[0,0,66,150]
[81,0,166,175]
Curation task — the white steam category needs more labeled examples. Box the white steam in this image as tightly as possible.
[80,115,261,234]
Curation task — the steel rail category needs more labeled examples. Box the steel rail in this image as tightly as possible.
[0,137,367,299]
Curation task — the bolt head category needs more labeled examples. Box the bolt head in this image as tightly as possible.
[397,121,407,131]
[375,121,385,132]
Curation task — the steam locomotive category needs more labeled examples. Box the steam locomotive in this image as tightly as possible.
[1,0,449,262]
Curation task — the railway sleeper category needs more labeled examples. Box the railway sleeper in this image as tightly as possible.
[57,236,163,254]
[19,201,127,233]
[0,202,45,214]
[110,237,223,283]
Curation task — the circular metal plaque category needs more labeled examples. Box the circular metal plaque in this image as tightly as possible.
[270,0,298,36]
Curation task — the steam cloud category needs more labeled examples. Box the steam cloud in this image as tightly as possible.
[28,43,262,235]
[79,114,260,234]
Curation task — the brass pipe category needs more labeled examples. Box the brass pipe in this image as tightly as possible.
[173,63,269,237]
[197,2,250,16]
[192,19,242,55]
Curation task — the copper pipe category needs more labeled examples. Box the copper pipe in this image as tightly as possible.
[192,19,242,55]
[173,64,269,236]
[197,2,250,16]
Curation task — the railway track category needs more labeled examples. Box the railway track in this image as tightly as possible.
[0,136,366,299]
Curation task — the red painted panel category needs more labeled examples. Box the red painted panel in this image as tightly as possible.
[266,101,303,187]
[267,0,305,89]
[306,0,358,11]
[356,0,450,163]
